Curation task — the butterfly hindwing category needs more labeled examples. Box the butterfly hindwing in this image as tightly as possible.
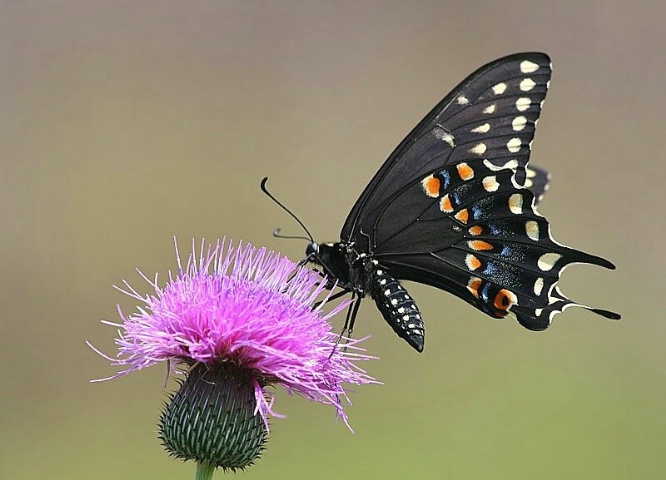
[373,158,618,329]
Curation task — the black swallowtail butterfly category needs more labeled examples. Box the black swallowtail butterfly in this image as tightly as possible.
[271,52,620,352]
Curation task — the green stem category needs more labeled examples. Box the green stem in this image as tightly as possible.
[195,462,215,480]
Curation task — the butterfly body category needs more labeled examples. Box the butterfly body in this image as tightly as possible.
[311,241,426,351]
[302,52,619,352]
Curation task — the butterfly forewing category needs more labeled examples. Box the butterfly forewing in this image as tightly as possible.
[342,53,552,245]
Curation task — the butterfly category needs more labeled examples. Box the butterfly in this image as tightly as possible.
[293,52,620,352]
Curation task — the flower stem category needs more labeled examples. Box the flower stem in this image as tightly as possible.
[195,462,215,480]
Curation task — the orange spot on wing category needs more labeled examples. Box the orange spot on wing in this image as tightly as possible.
[465,254,481,271]
[440,194,453,213]
[467,277,482,297]
[457,162,474,180]
[468,225,483,236]
[494,289,517,313]
[468,240,493,251]
[454,208,469,224]
[422,175,441,198]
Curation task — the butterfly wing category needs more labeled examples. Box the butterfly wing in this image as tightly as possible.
[342,52,619,329]
[342,52,552,245]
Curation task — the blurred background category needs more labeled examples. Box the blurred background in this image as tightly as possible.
[1,1,664,478]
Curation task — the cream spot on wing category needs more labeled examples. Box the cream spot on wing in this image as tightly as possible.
[482,175,499,192]
[507,138,522,153]
[483,104,496,114]
[492,82,507,95]
[508,193,523,214]
[512,116,527,131]
[471,123,491,134]
[538,253,562,271]
[534,277,544,296]
[516,97,531,111]
[525,220,539,241]
[470,143,487,155]
[484,159,518,172]
[520,60,539,73]
[442,132,455,147]
[520,78,536,91]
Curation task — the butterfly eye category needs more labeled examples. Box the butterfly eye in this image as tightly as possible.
[305,242,319,258]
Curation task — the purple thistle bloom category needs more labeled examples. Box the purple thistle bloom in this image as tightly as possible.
[91,239,377,472]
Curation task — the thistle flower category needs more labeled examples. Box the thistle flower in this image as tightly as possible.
[90,239,377,476]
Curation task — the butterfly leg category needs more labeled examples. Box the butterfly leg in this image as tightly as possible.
[329,293,362,358]
[344,293,362,338]
[313,288,349,310]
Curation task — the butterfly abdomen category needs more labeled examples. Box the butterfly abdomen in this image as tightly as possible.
[369,265,425,352]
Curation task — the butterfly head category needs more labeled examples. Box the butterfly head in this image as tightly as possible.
[303,242,352,288]
[305,242,319,260]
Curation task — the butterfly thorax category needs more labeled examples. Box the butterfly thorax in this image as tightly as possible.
[310,242,372,294]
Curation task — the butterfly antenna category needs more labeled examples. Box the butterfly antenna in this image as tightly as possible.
[272,228,311,243]
[260,177,314,243]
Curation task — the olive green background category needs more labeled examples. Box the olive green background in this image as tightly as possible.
[1,1,663,479]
